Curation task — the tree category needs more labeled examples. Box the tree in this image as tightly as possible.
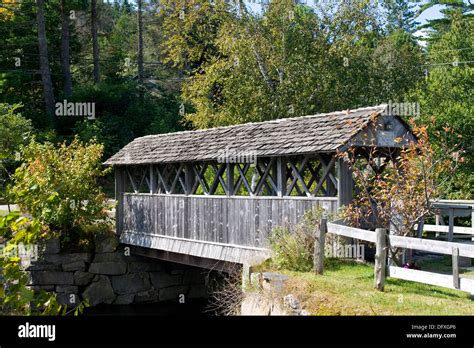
[60,0,72,97]
[0,103,33,202]
[343,123,464,265]
[91,0,100,83]
[137,0,144,82]
[382,0,419,33]
[36,0,55,118]
[9,138,110,234]
[417,0,473,41]
[415,10,473,198]
[159,0,234,75]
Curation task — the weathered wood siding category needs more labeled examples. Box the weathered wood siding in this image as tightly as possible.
[122,193,338,249]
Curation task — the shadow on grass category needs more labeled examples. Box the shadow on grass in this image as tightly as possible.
[386,277,471,300]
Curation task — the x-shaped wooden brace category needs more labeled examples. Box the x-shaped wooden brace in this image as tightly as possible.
[192,163,210,195]
[127,166,148,193]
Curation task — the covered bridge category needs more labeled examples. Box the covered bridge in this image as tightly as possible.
[105,105,414,270]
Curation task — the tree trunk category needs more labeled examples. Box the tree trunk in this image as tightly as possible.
[137,0,144,82]
[60,0,72,97]
[36,0,55,118]
[91,0,100,83]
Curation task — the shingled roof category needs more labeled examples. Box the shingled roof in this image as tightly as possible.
[105,104,399,165]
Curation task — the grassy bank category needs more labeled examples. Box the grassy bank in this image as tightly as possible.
[274,259,474,315]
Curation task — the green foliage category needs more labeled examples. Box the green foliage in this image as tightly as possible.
[0,103,33,200]
[415,11,474,198]
[182,0,424,128]
[69,82,184,159]
[0,212,65,315]
[269,206,327,272]
[159,0,234,73]
[9,138,110,234]
[0,103,33,161]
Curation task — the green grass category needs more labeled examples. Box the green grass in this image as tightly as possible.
[275,259,474,315]
[416,255,473,274]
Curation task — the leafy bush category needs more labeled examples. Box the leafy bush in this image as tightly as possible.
[0,212,65,315]
[9,138,110,238]
[269,206,327,272]
[0,103,33,201]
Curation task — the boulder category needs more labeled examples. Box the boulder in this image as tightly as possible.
[63,260,86,272]
[111,273,151,295]
[28,271,73,285]
[113,294,135,305]
[127,261,163,273]
[183,269,205,284]
[159,286,188,302]
[134,289,159,303]
[188,284,209,299]
[93,251,128,263]
[56,285,78,293]
[74,271,94,286]
[89,262,126,275]
[39,238,61,254]
[57,293,79,307]
[43,253,92,265]
[26,262,61,272]
[82,275,116,306]
[95,233,119,253]
[150,272,182,289]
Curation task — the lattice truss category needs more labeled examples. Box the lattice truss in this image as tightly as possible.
[122,154,339,197]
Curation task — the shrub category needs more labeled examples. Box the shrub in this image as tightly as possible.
[8,138,110,239]
[269,206,327,272]
[0,103,33,201]
[0,212,65,315]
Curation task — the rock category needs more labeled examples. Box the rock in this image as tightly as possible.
[93,251,128,263]
[300,310,310,316]
[183,269,205,284]
[188,284,208,298]
[82,275,116,306]
[262,272,289,293]
[113,294,135,305]
[241,292,272,315]
[28,271,73,285]
[57,293,79,307]
[283,294,300,310]
[111,273,151,295]
[170,269,184,275]
[74,271,94,286]
[43,253,92,265]
[63,260,86,272]
[26,262,61,271]
[270,303,287,315]
[40,238,61,254]
[127,261,163,273]
[56,285,78,293]
[159,286,188,302]
[150,272,182,289]
[134,289,159,303]
[89,262,127,275]
[95,233,119,253]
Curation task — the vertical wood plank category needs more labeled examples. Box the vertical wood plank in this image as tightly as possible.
[452,247,460,289]
[337,157,353,208]
[277,157,287,197]
[374,228,387,291]
[448,208,454,242]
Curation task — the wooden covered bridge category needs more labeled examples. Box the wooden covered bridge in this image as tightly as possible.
[105,105,414,270]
